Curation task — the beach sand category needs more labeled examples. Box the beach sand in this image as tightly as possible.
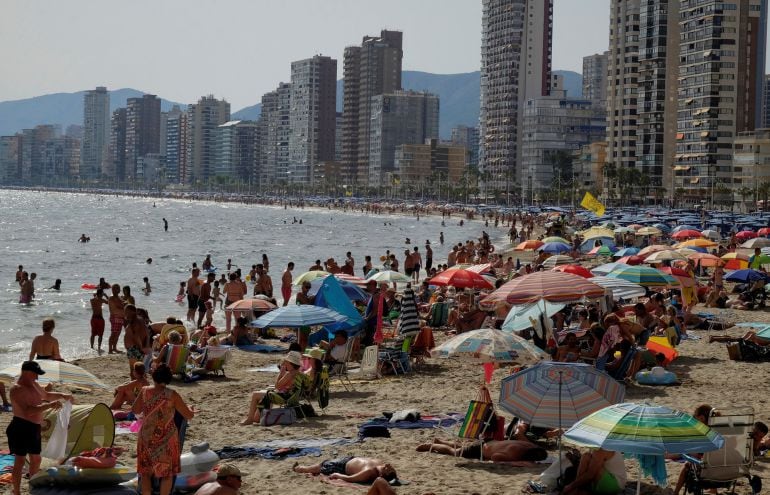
[3,306,770,495]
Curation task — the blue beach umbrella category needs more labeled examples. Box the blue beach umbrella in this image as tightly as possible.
[540,242,571,254]
[724,269,770,283]
[251,305,347,328]
[613,247,640,258]
[309,276,368,301]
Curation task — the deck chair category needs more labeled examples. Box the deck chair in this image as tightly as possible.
[192,345,232,376]
[378,347,407,375]
[427,302,450,329]
[263,373,315,421]
[328,334,358,391]
[163,344,191,379]
[430,385,495,461]
[607,346,640,381]
[685,407,757,495]
[706,310,737,334]
[358,345,380,380]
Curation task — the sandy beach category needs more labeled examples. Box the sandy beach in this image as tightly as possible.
[3,304,770,495]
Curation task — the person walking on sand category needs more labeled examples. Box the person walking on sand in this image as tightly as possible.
[281,262,294,306]
[186,268,201,322]
[108,284,125,354]
[7,361,72,495]
[90,289,108,351]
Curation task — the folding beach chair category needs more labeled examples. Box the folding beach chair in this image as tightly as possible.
[685,407,758,495]
[705,310,737,334]
[608,346,640,382]
[164,344,191,380]
[263,373,316,421]
[427,302,450,329]
[358,345,380,380]
[193,345,232,377]
[328,334,359,391]
[430,385,495,461]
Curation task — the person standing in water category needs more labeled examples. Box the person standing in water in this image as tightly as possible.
[90,289,108,351]
[108,284,125,354]
[281,262,294,306]
[163,218,168,232]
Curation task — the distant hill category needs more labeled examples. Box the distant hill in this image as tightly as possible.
[1,70,583,138]
[0,89,184,136]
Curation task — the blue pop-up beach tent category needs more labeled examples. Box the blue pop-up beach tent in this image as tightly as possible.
[309,275,364,346]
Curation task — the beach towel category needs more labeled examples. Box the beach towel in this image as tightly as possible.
[236,343,286,353]
[631,454,668,486]
[359,413,462,431]
[214,446,321,460]
[114,421,136,436]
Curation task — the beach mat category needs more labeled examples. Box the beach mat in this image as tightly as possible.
[215,446,321,460]
[359,413,462,430]
[237,344,286,353]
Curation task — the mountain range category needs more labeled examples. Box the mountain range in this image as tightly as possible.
[0,70,582,139]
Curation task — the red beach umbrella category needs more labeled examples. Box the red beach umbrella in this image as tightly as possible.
[671,229,702,240]
[758,228,770,236]
[616,255,645,265]
[515,240,545,251]
[735,230,757,241]
[429,268,494,290]
[552,264,594,279]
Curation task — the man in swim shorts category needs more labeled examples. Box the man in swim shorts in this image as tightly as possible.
[107,284,125,354]
[90,289,108,351]
[293,456,397,484]
[7,361,72,495]
[187,268,201,322]
[416,439,547,464]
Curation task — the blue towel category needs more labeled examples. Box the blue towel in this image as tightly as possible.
[236,344,286,353]
[0,453,15,472]
[632,453,668,486]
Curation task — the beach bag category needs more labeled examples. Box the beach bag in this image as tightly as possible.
[260,408,296,426]
[358,424,391,439]
[726,342,742,361]
[42,401,72,460]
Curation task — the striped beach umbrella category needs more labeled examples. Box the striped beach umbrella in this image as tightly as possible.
[485,272,606,306]
[431,328,548,364]
[225,298,277,312]
[564,402,724,455]
[581,227,615,239]
[643,250,688,264]
[741,237,770,249]
[589,276,646,300]
[588,245,616,256]
[366,270,412,284]
[591,262,633,276]
[542,236,570,244]
[605,265,679,287]
[251,305,347,328]
[0,361,109,391]
[499,362,625,429]
[613,247,640,258]
[293,270,331,285]
[542,255,576,268]
[636,226,662,236]
[428,268,494,289]
[638,244,669,256]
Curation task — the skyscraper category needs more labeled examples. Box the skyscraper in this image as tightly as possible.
[676,0,767,201]
[341,30,403,185]
[187,95,230,183]
[479,0,554,194]
[80,86,110,180]
[763,74,770,129]
[125,94,161,179]
[288,55,337,185]
[164,105,185,183]
[106,108,127,181]
[582,53,609,109]
[450,125,480,168]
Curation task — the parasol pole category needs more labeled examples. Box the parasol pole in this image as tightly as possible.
[558,369,563,479]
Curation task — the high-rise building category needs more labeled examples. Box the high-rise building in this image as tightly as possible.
[676,0,767,201]
[0,135,21,183]
[395,138,467,185]
[187,95,230,183]
[572,142,608,195]
[606,0,640,188]
[288,55,337,185]
[40,136,80,182]
[341,30,403,185]
[259,83,292,185]
[368,90,440,186]
[215,120,258,182]
[733,129,770,208]
[164,106,185,183]
[450,125,480,168]
[480,0,554,194]
[105,108,127,181]
[20,125,57,182]
[521,93,607,199]
[125,94,161,180]
[582,52,609,109]
[763,74,770,129]
[636,0,679,198]
[80,87,110,180]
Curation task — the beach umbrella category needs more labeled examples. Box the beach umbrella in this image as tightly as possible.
[225,298,277,312]
[591,262,633,277]
[465,263,494,274]
[485,272,606,306]
[671,225,699,234]
[643,250,687,264]
[701,229,720,240]
[671,229,702,240]
[724,269,770,283]
[687,252,723,267]
[758,227,770,236]
[658,267,695,288]
[636,227,662,236]
[366,270,412,284]
[675,247,700,256]
[628,223,645,230]
[333,273,368,287]
[735,230,757,241]
[515,240,544,251]
[675,238,718,248]
[616,255,645,265]
[552,264,593,278]
[614,227,635,234]
[638,244,669,256]
[564,402,724,455]
[741,237,770,249]
[309,277,368,301]
[720,253,749,271]
[588,245,616,256]
[251,305,347,328]
[605,265,679,287]
[431,328,548,364]
[613,247,640,258]
[0,361,109,391]
[499,362,625,429]
[652,223,671,233]
[540,242,571,254]
[428,268,494,289]
[293,270,331,285]
[501,301,566,333]
[581,227,615,239]
[542,236,569,244]
[590,276,647,299]
[541,255,575,268]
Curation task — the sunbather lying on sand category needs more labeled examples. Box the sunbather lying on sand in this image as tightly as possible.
[293,456,397,484]
[416,439,547,464]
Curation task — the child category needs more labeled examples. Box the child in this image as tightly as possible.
[204,300,214,327]
[176,281,186,303]
[142,277,152,295]
[212,280,223,309]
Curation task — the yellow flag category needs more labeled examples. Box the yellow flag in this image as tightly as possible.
[580,192,606,217]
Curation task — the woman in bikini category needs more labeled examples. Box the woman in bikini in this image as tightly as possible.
[110,362,149,410]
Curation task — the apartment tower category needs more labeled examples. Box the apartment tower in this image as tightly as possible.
[582,52,609,109]
[80,87,110,180]
[341,30,403,186]
[187,95,230,183]
[479,0,554,194]
[288,55,337,185]
[676,0,767,200]
[125,94,161,180]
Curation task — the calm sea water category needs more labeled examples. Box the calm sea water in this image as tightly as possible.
[0,189,497,367]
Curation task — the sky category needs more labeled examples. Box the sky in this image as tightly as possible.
[1,0,613,110]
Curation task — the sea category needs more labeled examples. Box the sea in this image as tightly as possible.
[0,189,496,367]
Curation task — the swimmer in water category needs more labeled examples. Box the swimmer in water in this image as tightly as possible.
[146,258,152,264]
[49,279,61,291]
[116,237,119,242]
[142,277,151,295]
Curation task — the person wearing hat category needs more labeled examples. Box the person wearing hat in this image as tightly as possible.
[193,463,244,494]
[302,348,325,386]
[7,361,73,495]
[240,351,302,425]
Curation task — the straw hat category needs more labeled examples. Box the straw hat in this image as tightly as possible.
[303,348,325,361]
[285,351,302,366]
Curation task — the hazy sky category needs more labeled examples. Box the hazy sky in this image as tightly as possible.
[2,0,613,109]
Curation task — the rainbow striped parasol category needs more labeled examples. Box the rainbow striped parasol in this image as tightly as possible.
[485,271,606,305]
